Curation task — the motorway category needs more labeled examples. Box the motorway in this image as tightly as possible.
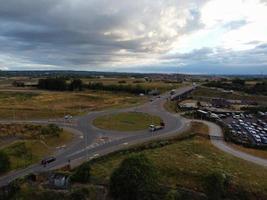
[0,85,266,187]
[0,86,193,186]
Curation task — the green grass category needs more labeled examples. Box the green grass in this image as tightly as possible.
[1,130,73,171]
[89,122,267,195]
[93,112,162,131]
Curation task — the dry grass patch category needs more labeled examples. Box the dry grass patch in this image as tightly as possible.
[0,90,147,120]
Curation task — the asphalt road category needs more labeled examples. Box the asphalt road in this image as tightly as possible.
[0,86,194,186]
[198,120,267,167]
[1,85,266,187]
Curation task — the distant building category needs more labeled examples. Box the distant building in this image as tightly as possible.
[179,102,198,110]
[48,173,70,190]
[211,98,230,108]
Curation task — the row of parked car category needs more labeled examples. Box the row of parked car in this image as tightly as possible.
[226,114,267,145]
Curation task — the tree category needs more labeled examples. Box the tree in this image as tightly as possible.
[37,78,67,91]
[69,188,89,200]
[109,154,160,200]
[40,124,62,137]
[0,151,10,173]
[71,162,91,183]
[232,79,245,86]
[203,171,230,200]
[69,79,83,91]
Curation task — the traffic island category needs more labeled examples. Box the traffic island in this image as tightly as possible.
[92,112,162,132]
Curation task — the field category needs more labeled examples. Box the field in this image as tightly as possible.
[229,143,267,159]
[0,124,73,171]
[191,87,267,105]
[0,90,147,120]
[93,112,162,131]
[89,122,267,195]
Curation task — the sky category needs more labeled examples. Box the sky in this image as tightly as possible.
[0,0,267,74]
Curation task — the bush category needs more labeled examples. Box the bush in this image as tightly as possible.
[69,188,89,200]
[0,151,10,173]
[8,142,28,157]
[164,190,182,200]
[71,162,91,183]
[109,153,160,200]
[40,124,62,137]
[203,171,230,200]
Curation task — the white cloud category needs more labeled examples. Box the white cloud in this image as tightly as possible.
[0,0,266,73]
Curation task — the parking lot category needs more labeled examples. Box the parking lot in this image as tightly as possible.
[221,113,267,146]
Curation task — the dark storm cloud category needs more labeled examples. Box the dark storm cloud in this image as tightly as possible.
[0,0,266,74]
[0,0,210,70]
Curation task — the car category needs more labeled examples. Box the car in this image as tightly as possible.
[149,124,164,132]
[41,157,56,165]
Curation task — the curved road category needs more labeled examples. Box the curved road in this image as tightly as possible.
[0,86,193,186]
[0,85,266,187]
[199,120,267,167]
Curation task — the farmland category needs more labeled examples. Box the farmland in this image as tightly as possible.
[0,90,147,120]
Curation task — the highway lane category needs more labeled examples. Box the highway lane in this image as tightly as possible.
[0,86,194,186]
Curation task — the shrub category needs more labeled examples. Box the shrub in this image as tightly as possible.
[40,124,62,137]
[0,151,10,173]
[109,153,160,200]
[203,171,230,200]
[71,162,91,183]
[69,188,89,200]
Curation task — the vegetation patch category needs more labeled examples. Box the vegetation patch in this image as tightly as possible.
[93,112,162,131]
[0,124,73,172]
[88,122,267,198]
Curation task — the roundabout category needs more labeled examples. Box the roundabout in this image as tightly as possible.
[92,112,162,132]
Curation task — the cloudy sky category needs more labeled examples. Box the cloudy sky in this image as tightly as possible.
[0,0,267,74]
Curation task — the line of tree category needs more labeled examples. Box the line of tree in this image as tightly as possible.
[37,78,149,94]
[204,79,267,95]
[88,82,148,94]
[37,78,83,91]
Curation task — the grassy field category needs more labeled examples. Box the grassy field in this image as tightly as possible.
[228,143,267,160]
[93,112,162,131]
[89,122,267,195]
[192,87,267,105]
[1,129,73,171]
[0,90,147,120]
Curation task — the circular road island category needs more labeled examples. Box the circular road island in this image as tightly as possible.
[92,112,162,132]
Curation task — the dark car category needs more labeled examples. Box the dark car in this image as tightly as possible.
[41,157,56,165]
